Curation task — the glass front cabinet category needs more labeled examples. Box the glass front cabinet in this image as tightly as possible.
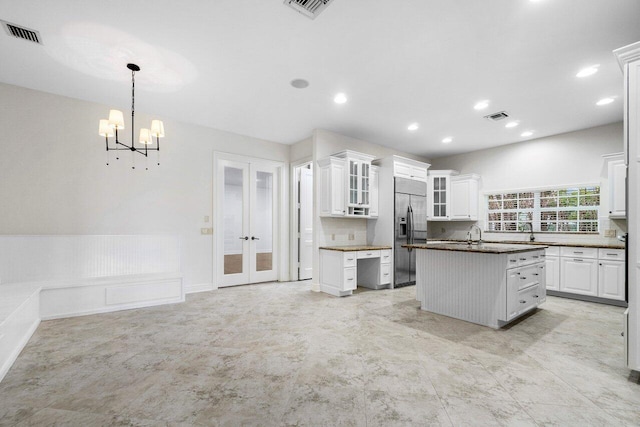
[319,150,377,218]
[427,170,456,220]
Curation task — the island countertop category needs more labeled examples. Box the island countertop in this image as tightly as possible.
[319,245,392,252]
[404,242,546,254]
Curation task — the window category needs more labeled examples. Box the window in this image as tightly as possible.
[486,185,600,233]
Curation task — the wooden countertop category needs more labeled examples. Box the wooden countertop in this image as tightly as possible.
[405,242,545,254]
[319,245,392,252]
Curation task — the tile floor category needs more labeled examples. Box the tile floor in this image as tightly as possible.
[1,281,640,426]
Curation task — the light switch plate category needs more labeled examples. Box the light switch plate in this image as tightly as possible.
[348,234,355,240]
[605,229,616,237]
[201,228,213,235]
[204,215,210,223]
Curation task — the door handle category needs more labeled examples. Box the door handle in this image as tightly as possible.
[251,236,260,241]
[239,236,248,240]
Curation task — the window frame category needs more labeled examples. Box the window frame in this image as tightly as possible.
[485,184,601,234]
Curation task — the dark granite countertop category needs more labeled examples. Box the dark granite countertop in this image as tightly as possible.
[427,239,624,250]
[319,245,392,252]
[404,242,545,254]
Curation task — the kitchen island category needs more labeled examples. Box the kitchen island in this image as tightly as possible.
[406,242,547,328]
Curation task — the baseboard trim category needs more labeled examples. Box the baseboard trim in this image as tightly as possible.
[185,283,217,294]
[0,317,40,383]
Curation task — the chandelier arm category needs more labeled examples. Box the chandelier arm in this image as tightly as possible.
[131,68,135,152]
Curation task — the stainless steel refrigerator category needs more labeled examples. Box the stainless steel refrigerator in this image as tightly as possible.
[394,177,428,287]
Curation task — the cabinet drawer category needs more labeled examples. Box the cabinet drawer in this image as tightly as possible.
[544,246,560,257]
[560,247,597,259]
[343,252,357,267]
[380,264,391,284]
[515,265,542,291]
[516,284,543,316]
[344,267,356,291]
[598,248,625,261]
[357,250,381,259]
[509,250,545,267]
[380,250,392,264]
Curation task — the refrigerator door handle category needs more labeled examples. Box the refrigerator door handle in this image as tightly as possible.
[407,205,414,245]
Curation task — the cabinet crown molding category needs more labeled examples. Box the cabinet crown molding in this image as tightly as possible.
[614,41,640,70]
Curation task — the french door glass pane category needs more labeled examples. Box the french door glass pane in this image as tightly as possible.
[255,171,273,272]
[224,166,244,275]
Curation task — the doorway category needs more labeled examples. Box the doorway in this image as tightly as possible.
[293,162,313,281]
[215,154,281,287]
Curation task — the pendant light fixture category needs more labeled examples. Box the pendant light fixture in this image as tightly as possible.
[98,63,165,170]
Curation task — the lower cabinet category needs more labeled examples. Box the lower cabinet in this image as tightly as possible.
[560,257,598,296]
[546,246,625,302]
[319,248,392,297]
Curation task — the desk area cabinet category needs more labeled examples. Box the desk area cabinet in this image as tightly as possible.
[319,246,392,296]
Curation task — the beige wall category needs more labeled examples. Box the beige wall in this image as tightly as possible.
[0,83,290,289]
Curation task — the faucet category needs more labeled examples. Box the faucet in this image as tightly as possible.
[468,224,482,244]
[522,222,535,242]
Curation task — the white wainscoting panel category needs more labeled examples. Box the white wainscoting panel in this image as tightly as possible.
[0,235,181,285]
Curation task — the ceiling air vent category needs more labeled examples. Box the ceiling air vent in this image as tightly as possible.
[284,0,335,19]
[1,20,42,44]
[484,111,509,122]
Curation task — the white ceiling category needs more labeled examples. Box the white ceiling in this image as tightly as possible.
[1,0,639,158]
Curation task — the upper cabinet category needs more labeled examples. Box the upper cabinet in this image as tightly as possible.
[427,170,480,221]
[604,153,626,218]
[318,150,378,218]
[393,157,429,182]
[450,174,480,220]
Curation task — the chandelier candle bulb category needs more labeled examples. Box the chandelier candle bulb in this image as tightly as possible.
[108,110,125,130]
[98,119,114,137]
[151,120,165,138]
[139,128,152,145]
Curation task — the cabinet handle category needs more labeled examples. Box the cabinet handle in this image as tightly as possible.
[238,236,249,240]
[606,253,618,256]
[347,278,354,281]
[520,277,527,280]
[367,252,372,256]
[383,273,390,276]
[510,260,517,263]
[520,300,527,304]
[573,251,583,254]
[519,258,526,261]
[533,295,539,299]
[573,259,583,262]
[533,273,539,276]
[599,263,602,266]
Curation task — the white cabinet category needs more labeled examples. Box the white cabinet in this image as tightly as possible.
[598,248,625,301]
[606,155,626,218]
[560,257,598,296]
[319,248,392,296]
[369,166,379,218]
[427,170,480,221]
[318,157,345,216]
[427,170,455,220]
[394,157,429,182]
[318,150,377,218]
[544,253,561,291]
[450,174,480,221]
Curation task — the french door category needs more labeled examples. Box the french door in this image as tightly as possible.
[216,157,279,287]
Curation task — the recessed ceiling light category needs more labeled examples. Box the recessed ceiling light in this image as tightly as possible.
[576,65,599,78]
[290,79,309,89]
[442,137,453,144]
[474,100,489,110]
[505,121,519,128]
[408,123,419,131]
[521,131,534,137]
[334,93,347,104]
[596,97,615,106]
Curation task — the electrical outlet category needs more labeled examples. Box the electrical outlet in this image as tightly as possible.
[348,234,355,240]
[605,229,616,238]
[201,228,213,235]
[204,215,210,223]
[331,234,335,240]
[441,228,446,233]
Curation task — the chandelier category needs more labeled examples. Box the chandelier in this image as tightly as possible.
[98,63,165,170]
